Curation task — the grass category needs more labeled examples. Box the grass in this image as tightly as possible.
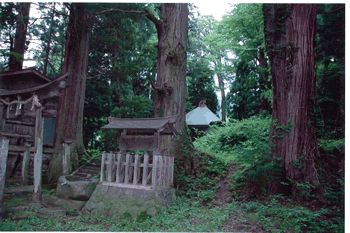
[0,197,233,231]
[240,196,344,233]
[2,194,343,232]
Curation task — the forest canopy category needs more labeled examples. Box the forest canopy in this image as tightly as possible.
[0,3,345,232]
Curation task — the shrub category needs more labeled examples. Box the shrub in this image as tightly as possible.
[241,196,344,233]
[194,117,280,197]
[173,129,226,203]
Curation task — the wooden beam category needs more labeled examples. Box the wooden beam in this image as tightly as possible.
[0,103,5,130]
[62,141,71,175]
[133,153,140,185]
[142,152,148,186]
[32,107,43,203]
[21,142,31,184]
[0,131,31,139]
[115,151,122,183]
[124,153,130,184]
[169,156,174,186]
[152,153,159,187]
[107,152,113,182]
[5,120,35,127]
[0,137,9,208]
[100,152,106,182]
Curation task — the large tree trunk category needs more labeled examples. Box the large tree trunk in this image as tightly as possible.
[263,4,319,194]
[148,3,188,156]
[9,3,30,71]
[152,3,188,132]
[54,3,93,157]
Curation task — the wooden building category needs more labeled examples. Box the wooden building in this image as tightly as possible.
[0,68,68,182]
[99,116,177,189]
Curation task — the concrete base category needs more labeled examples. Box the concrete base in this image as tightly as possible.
[56,175,98,201]
[82,184,175,218]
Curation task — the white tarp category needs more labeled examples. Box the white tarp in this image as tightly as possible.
[186,106,221,126]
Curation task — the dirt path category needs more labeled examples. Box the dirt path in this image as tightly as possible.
[214,165,266,233]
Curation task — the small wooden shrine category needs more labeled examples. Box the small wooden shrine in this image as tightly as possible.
[99,116,177,190]
[0,68,68,204]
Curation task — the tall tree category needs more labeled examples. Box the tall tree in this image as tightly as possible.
[187,13,218,114]
[263,4,319,194]
[220,4,270,119]
[315,4,345,138]
[150,3,188,132]
[54,3,93,156]
[187,58,218,113]
[9,2,30,71]
[0,3,17,70]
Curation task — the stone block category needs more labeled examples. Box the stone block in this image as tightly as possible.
[82,184,175,218]
[56,175,98,201]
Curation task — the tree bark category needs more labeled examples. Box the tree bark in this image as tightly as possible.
[217,74,226,121]
[263,4,319,193]
[43,3,56,76]
[9,3,30,71]
[55,3,93,156]
[152,3,188,133]
[147,4,188,157]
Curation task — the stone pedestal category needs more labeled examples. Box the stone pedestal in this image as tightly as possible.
[82,184,175,218]
[56,175,98,201]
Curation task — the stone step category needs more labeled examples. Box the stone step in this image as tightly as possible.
[44,195,86,211]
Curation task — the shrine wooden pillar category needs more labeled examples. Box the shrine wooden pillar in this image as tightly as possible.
[32,105,43,203]
[0,137,9,210]
[0,103,5,130]
[21,142,31,184]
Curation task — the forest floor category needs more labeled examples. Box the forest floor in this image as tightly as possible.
[0,162,343,232]
[1,178,266,232]
[214,165,265,233]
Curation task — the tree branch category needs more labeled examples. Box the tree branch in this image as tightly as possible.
[144,9,161,29]
[94,7,162,30]
[94,8,145,15]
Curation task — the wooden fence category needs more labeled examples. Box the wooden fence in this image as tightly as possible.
[100,151,174,190]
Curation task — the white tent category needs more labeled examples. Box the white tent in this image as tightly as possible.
[186,105,221,126]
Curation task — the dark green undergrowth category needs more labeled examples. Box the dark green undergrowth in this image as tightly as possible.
[173,129,226,203]
[0,197,232,232]
[192,116,344,232]
[241,196,344,233]
[2,118,343,232]
[194,116,279,197]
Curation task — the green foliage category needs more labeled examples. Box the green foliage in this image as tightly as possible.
[218,4,271,119]
[186,60,218,113]
[314,4,345,139]
[111,95,152,118]
[241,197,344,233]
[89,95,152,151]
[319,138,344,154]
[0,197,231,232]
[79,148,102,165]
[30,3,68,77]
[194,117,280,196]
[173,130,226,203]
[83,3,157,148]
[0,2,18,70]
[187,13,218,113]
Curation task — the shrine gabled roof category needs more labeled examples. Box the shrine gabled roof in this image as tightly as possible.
[0,73,68,96]
[186,105,220,126]
[102,116,177,134]
[0,68,52,82]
